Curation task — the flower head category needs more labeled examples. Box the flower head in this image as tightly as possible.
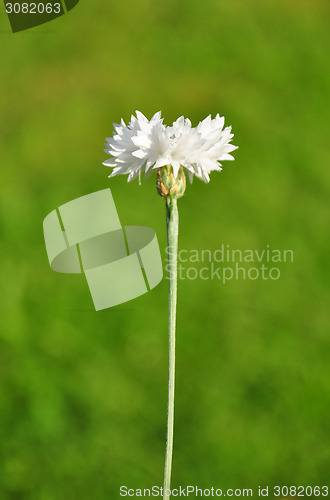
[103,111,238,183]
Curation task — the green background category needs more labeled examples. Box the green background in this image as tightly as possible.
[0,0,329,498]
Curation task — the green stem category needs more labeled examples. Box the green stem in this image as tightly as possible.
[163,197,178,500]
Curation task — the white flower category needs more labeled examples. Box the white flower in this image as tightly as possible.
[103,111,238,183]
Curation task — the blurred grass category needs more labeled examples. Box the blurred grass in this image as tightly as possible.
[0,0,330,498]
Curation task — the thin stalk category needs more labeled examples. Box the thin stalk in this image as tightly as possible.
[163,197,179,500]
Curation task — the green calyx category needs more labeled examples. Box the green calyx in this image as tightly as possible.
[156,165,186,199]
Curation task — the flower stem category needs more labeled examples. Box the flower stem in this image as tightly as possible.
[163,197,178,500]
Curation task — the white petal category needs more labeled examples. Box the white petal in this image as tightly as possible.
[132,149,148,159]
[219,153,235,161]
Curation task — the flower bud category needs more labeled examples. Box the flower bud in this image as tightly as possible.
[156,165,186,199]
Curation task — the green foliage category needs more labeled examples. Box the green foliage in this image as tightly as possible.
[0,0,329,497]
